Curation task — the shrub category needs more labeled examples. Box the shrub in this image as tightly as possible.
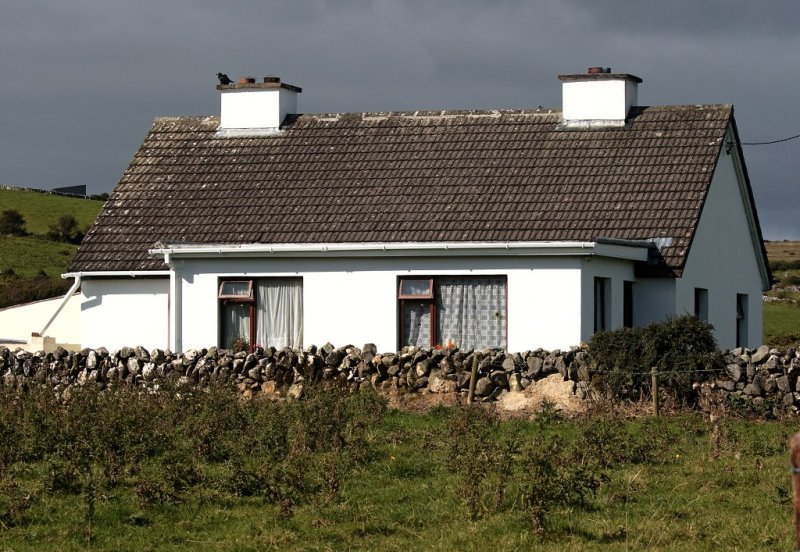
[520,433,605,533]
[589,315,721,404]
[0,209,26,236]
[47,213,83,244]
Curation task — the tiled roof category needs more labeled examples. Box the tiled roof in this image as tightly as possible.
[69,104,735,274]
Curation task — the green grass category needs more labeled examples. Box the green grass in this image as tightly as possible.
[0,189,103,306]
[0,188,103,235]
[763,299,800,347]
[0,236,77,278]
[0,396,796,551]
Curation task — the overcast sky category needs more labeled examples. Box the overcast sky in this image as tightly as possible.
[1,1,799,238]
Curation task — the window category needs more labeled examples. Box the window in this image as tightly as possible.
[736,293,748,347]
[623,280,633,328]
[218,280,253,300]
[219,277,303,350]
[399,276,507,350]
[694,288,708,321]
[594,277,611,333]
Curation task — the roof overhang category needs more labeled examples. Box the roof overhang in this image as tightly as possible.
[148,240,652,262]
[61,270,171,279]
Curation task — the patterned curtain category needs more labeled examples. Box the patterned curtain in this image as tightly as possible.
[437,277,506,351]
[402,302,432,348]
[255,278,303,349]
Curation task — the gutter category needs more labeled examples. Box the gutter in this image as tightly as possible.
[61,270,171,279]
[148,240,650,262]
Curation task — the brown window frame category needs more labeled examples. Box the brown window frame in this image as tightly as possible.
[397,275,508,350]
[398,278,434,300]
[218,278,256,352]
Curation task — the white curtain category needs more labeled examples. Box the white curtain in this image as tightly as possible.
[437,277,506,351]
[255,278,303,349]
[221,302,250,349]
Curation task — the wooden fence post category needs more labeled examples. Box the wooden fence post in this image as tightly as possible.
[651,367,659,417]
[467,353,479,405]
[790,433,800,550]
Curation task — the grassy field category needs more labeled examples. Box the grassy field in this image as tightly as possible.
[0,189,104,307]
[0,188,103,235]
[0,236,77,279]
[763,241,800,346]
[0,383,796,551]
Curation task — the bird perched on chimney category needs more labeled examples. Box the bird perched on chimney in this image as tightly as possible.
[217,73,232,85]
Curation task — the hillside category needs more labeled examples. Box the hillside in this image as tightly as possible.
[0,188,105,307]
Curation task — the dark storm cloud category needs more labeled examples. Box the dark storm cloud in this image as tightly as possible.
[0,0,798,238]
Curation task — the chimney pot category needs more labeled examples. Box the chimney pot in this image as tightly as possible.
[587,66,606,74]
[239,76,256,84]
[263,75,280,83]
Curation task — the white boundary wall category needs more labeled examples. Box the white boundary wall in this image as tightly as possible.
[80,278,169,351]
[0,293,81,346]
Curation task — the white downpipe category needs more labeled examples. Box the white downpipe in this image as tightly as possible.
[40,275,81,336]
[164,253,181,352]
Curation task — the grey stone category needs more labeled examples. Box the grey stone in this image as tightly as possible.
[142,362,156,381]
[362,343,377,356]
[416,359,434,378]
[777,375,791,394]
[508,373,523,393]
[555,356,567,378]
[412,376,428,390]
[325,349,345,367]
[127,357,142,376]
[716,380,737,392]
[490,370,508,388]
[526,356,543,379]
[474,377,495,397]
[726,363,744,382]
[502,357,516,372]
[743,382,763,396]
[751,345,770,364]
[457,371,471,390]
[783,393,797,407]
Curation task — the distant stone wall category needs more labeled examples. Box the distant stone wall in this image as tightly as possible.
[1,343,798,412]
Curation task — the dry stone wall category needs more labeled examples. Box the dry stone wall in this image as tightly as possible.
[1,343,799,411]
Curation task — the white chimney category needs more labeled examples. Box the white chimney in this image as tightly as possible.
[558,67,641,128]
[218,76,301,131]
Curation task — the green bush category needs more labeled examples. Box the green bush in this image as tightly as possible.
[589,315,721,404]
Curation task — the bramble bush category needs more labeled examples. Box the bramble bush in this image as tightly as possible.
[589,314,722,404]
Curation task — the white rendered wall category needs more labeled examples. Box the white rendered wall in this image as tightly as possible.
[579,257,637,341]
[220,89,297,129]
[677,134,766,348]
[632,278,676,327]
[80,278,169,351]
[173,255,586,353]
[562,79,637,123]
[0,293,81,346]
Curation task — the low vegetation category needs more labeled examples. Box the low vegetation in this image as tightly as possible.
[0,379,795,550]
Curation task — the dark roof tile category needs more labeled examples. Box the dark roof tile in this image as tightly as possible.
[70,105,735,274]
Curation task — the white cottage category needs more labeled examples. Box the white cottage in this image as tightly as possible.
[66,68,770,353]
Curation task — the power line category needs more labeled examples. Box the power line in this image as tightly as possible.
[739,133,800,146]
